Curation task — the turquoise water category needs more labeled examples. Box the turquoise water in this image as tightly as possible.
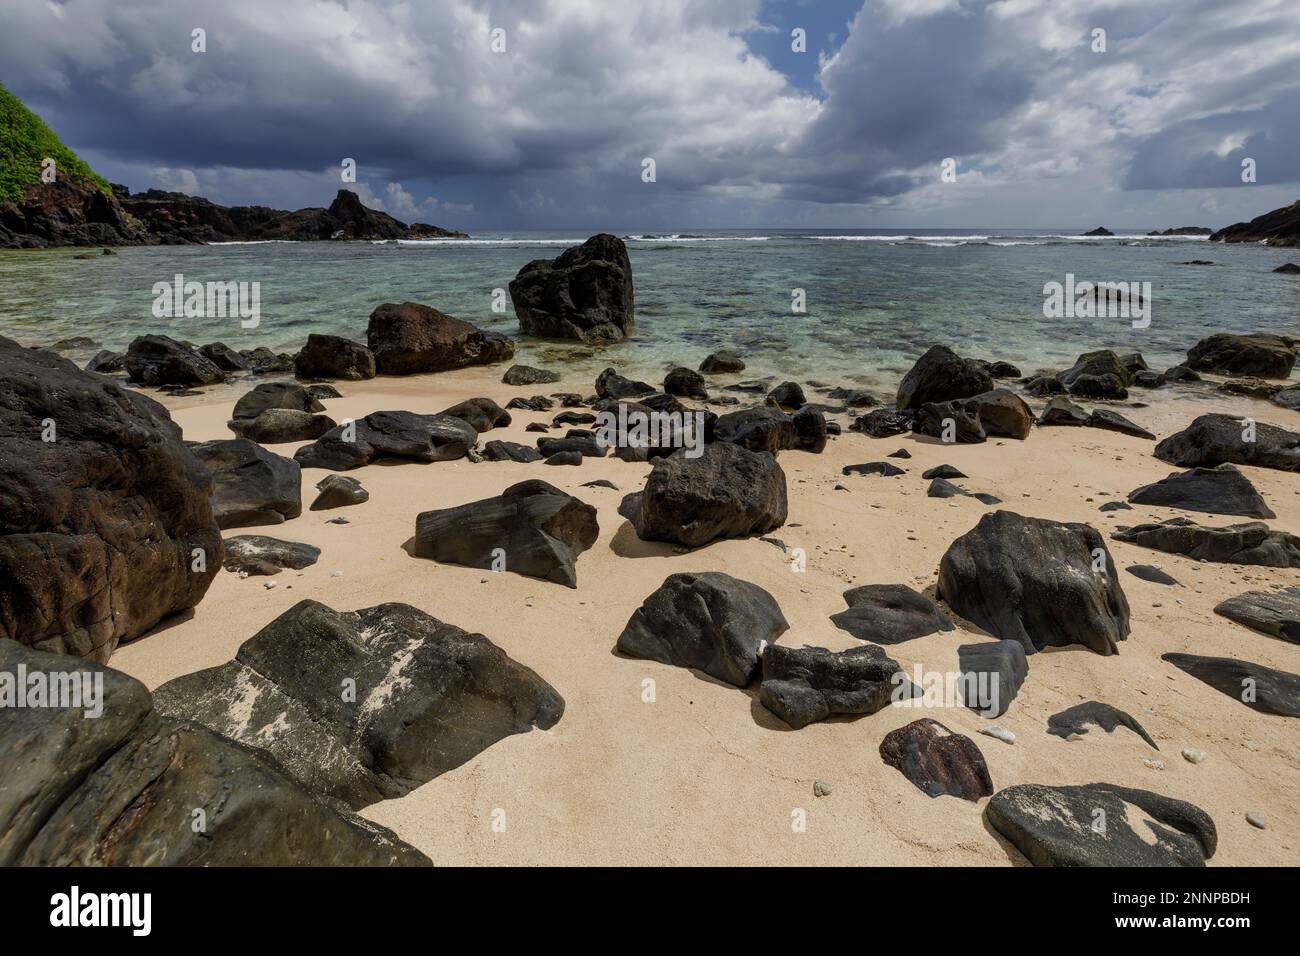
[1,230,1295,393]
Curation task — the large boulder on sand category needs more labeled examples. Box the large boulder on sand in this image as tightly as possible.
[366,301,515,374]
[294,410,477,470]
[913,388,1033,443]
[125,334,226,386]
[152,600,564,809]
[232,381,325,420]
[293,333,376,381]
[619,442,787,547]
[189,438,302,528]
[1185,332,1296,378]
[896,345,993,411]
[937,511,1131,656]
[0,640,428,865]
[1127,464,1274,518]
[760,643,911,728]
[1154,413,1299,472]
[616,571,788,687]
[0,338,221,661]
[414,480,598,588]
[508,233,635,343]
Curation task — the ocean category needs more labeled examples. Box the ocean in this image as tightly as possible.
[1,229,1294,393]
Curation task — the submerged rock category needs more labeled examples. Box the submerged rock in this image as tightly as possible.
[986,783,1216,866]
[1162,653,1300,717]
[760,643,911,729]
[414,480,598,588]
[1126,464,1275,518]
[1213,587,1300,644]
[294,410,477,470]
[937,511,1130,655]
[830,584,953,644]
[1047,701,1158,748]
[153,600,564,809]
[1111,517,1300,567]
[879,718,994,801]
[190,438,303,529]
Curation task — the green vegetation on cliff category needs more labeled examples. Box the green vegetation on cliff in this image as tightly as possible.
[0,81,110,204]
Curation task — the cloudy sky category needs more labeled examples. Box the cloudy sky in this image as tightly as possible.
[5,0,1298,230]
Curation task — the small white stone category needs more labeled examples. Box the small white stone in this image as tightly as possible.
[813,779,832,797]
[1182,747,1207,764]
[1142,757,1165,770]
[1246,812,1267,829]
[979,726,1016,744]
[264,580,277,590]
[331,570,344,577]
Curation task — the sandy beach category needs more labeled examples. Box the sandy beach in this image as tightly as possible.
[102,368,1300,867]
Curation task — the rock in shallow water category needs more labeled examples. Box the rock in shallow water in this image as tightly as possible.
[938,511,1131,656]
[414,480,598,588]
[367,301,514,373]
[1126,464,1274,518]
[1213,587,1300,644]
[190,438,303,529]
[617,571,788,687]
[1185,332,1295,378]
[986,782,1216,866]
[509,234,635,343]
[759,643,913,728]
[0,640,428,865]
[1161,653,1300,717]
[125,334,225,386]
[830,584,953,644]
[222,535,320,576]
[1047,701,1158,748]
[293,333,376,381]
[879,718,993,801]
[153,600,563,810]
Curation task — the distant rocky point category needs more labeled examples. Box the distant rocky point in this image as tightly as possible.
[1147,226,1211,236]
[1210,199,1300,246]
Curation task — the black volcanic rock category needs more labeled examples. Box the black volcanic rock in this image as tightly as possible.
[1087,409,1155,440]
[310,474,368,510]
[986,783,1216,866]
[1213,588,1300,644]
[712,406,795,454]
[125,334,225,386]
[767,381,806,411]
[509,233,635,343]
[1185,333,1296,378]
[664,366,708,399]
[616,571,788,688]
[831,584,953,644]
[84,350,124,373]
[367,301,514,374]
[914,388,1032,443]
[879,718,994,801]
[153,600,563,809]
[1162,653,1300,717]
[502,364,561,385]
[1127,464,1274,518]
[0,640,429,865]
[760,643,910,729]
[896,345,994,411]
[922,464,966,480]
[618,443,787,548]
[1209,199,1300,246]
[1154,413,1299,472]
[843,461,906,477]
[414,480,598,588]
[0,338,221,661]
[294,411,477,470]
[1112,517,1300,567]
[1047,701,1158,747]
[595,367,654,400]
[228,408,336,443]
[850,407,914,437]
[199,342,248,372]
[294,333,376,381]
[222,535,320,576]
[1126,564,1179,586]
[481,440,544,463]
[232,381,325,420]
[438,397,511,433]
[1084,226,1114,236]
[937,511,1130,655]
[190,439,302,529]
[700,350,745,373]
[957,640,1028,718]
[1057,349,1131,398]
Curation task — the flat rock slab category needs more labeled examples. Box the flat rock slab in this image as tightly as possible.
[831,584,953,644]
[922,464,966,479]
[414,479,598,588]
[223,535,321,576]
[759,643,915,728]
[842,461,906,477]
[1125,564,1180,585]
[482,440,545,463]
[1213,587,1300,644]
[938,511,1131,655]
[1047,701,1158,748]
[1154,413,1299,473]
[1112,517,1300,567]
[190,438,303,529]
[153,600,564,810]
[0,640,428,866]
[1127,464,1274,518]
[1161,653,1300,717]
[294,410,477,470]
[986,783,1216,866]
[879,718,993,801]
[617,571,789,688]
[957,640,1028,718]
[1087,409,1155,440]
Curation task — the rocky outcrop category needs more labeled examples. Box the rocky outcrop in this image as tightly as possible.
[222,535,320,576]
[0,640,428,865]
[1213,587,1300,644]
[509,233,635,343]
[414,480,598,588]
[293,410,477,470]
[879,719,994,801]
[366,301,514,374]
[896,345,993,411]
[759,643,910,728]
[1154,413,1299,472]
[616,572,788,687]
[619,443,787,548]
[190,439,302,528]
[1185,333,1296,378]
[0,338,221,661]
[1126,464,1274,518]
[986,783,1216,866]
[1112,517,1300,567]
[1209,199,1300,246]
[153,600,563,809]
[937,511,1131,655]
[125,334,226,387]
[293,333,376,381]
[830,584,953,644]
[1162,653,1300,717]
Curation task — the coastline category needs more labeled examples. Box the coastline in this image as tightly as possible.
[105,365,1300,866]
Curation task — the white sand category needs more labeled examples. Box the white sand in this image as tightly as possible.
[111,369,1300,865]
